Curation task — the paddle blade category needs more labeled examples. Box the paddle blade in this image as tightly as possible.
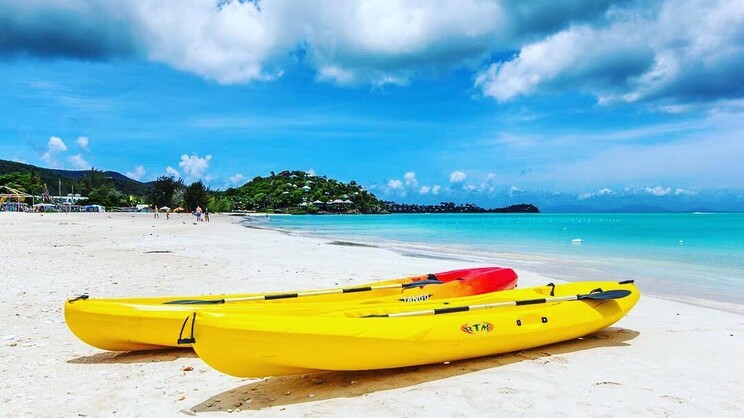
[163,299,226,305]
[400,278,443,289]
[577,290,632,300]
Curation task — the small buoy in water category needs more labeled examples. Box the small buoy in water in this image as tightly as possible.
[571,238,583,246]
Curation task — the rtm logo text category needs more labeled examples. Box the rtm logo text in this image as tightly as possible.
[460,322,494,334]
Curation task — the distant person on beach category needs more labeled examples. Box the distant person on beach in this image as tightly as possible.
[205,208,210,222]
[154,205,159,219]
[196,205,203,222]
[166,209,170,220]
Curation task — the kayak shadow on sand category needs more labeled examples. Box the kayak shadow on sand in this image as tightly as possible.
[187,327,639,413]
[67,348,196,364]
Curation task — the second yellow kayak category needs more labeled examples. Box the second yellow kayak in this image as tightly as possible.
[191,280,640,377]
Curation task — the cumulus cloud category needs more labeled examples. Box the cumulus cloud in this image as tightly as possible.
[229,173,245,184]
[645,185,672,196]
[40,136,68,167]
[76,136,89,150]
[134,0,288,84]
[449,170,467,183]
[4,0,740,107]
[165,166,180,177]
[476,0,744,107]
[0,0,619,86]
[387,179,403,190]
[404,171,418,187]
[385,178,407,197]
[431,185,441,195]
[419,185,431,195]
[0,1,139,59]
[68,154,91,170]
[178,153,212,179]
[578,187,614,200]
[126,165,146,181]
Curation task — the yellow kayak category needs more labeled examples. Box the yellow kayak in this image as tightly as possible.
[64,267,517,351]
[191,280,639,377]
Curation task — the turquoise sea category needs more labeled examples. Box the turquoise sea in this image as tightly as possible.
[246,213,744,310]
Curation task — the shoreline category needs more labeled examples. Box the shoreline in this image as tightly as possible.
[241,215,744,315]
[1,212,742,417]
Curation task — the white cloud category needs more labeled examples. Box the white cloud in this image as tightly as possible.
[449,170,467,183]
[476,0,744,107]
[126,165,146,181]
[6,0,741,108]
[645,186,672,196]
[3,1,624,88]
[134,1,292,84]
[306,0,505,86]
[479,172,498,193]
[509,186,521,197]
[579,187,615,200]
[388,179,403,190]
[178,153,212,179]
[40,136,68,167]
[68,154,91,170]
[76,136,89,150]
[674,188,698,196]
[431,185,441,195]
[404,171,418,187]
[165,166,180,177]
[419,185,431,195]
[48,136,67,152]
[229,173,245,184]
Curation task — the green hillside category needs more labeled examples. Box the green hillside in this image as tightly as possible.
[223,170,387,214]
[0,159,150,197]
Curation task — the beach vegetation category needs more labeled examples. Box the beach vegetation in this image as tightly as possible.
[223,170,388,214]
[0,159,150,204]
[149,176,183,208]
[83,184,127,208]
[1,159,540,214]
[0,171,44,195]
[184,180,211,211]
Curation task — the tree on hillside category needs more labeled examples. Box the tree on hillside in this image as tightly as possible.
[149,176,183,208]
[78,168,111,195]
[0,171,44,195]
[85,184,126,207]
[184,180,210,211]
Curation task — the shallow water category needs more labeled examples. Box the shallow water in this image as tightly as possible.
[245,213,744,310]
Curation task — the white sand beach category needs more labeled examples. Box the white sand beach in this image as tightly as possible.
[1,212,742,417]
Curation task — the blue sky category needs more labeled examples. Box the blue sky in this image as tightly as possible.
[1,0,742,210]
